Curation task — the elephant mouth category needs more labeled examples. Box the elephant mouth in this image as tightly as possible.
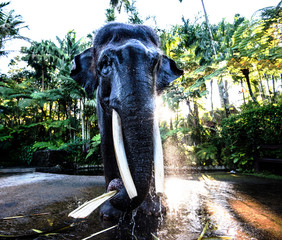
[112,109,164,199]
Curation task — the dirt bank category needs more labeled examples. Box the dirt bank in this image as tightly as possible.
[0,173,105,219]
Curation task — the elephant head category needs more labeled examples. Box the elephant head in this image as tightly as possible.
[71,23,183,212]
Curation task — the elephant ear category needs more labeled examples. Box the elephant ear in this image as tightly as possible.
[70,48,97,98]
[156,55,183,93]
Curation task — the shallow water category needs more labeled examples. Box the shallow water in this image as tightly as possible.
[0,172,282,239]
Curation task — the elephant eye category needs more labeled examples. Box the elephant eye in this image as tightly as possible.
[98,56,112,77]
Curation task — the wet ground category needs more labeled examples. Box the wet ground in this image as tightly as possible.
[0,172,281,239]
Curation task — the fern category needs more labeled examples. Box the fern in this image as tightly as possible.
[203,67,226,81]
[233,22,248,47]
[0,135,13,142]
[86,134,101,159]
[33,141,58,151]
[195,143,218,165]
[18,99,35,109]
[85,99,97,107]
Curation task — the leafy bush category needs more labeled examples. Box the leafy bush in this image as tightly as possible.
[18,145,34,165]
[32,137,102,166]
[220,104,282,170]
[86,134,101,160]
[195,142,218,166]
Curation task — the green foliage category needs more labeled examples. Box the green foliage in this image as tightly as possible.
[18,145,34,165]
[220,104,282,170]
[0,2,28,56]
[33,141,59,151]
[195,142,218,166]
[107,0,143,24]
[32,137,101,165]
[1,2,281,171]
[86,134,101,160]
[106,7,116,22]
[0,24,104,167]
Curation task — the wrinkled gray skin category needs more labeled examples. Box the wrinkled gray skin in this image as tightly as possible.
[71,23,183,214]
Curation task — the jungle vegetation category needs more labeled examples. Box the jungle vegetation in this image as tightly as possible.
[0,0,281,172]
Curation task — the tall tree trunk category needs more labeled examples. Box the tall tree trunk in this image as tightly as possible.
[258,72,266,101]
[201,0,232,116]
[41,67,45,92]
[200,0,217,57]
[80,99,85,152]
[224,79,230,115]
[218,77,230,117]
[86,117,90,150]
[241,77,246,104]
[170,117,173,130]
[193,100,201,144]
[57,101,60,121]
[264,73,271,98]
[241,69,258,104]
[210,79,215,121]
[73,100,77,141]
[186,98,201,144]
[272,75,276,99]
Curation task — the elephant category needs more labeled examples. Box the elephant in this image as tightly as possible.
[71,22,183,216]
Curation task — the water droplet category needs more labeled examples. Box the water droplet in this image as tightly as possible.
[131,209,138,237]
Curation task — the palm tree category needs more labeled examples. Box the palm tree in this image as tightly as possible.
[56,30,83,65]
[109,0,130,12]
[178,0,235,116]
[21,40,60,91]
[107,0,143,24]
[229,2,282,104]
[179,0,216,56]
[0,2,28,56]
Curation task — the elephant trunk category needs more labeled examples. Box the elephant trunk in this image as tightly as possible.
[110,106,155,212]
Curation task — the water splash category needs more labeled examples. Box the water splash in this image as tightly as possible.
[130,209,138,238]
[158,196,163,224]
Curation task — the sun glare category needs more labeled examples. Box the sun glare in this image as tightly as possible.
[165,177,187,212]
[156,96,174,123]
[164,177,207,214]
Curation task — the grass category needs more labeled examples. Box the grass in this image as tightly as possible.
[243,172,282,180]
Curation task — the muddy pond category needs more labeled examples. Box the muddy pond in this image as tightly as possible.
[0,171,282,239]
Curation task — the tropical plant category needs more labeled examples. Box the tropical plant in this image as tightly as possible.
[1,2,281,170]
[220,103,282,170]
[21,40,61,91]
[107,0,143,24]
[195,142,218,166]
[0,1,28,56]
[85,134,101,164]
[0,29,101,166]
[228,2,282,104]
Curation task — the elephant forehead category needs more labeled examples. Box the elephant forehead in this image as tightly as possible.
[116,39,159,55]
[98,40,160,60]
[94,23,160,48]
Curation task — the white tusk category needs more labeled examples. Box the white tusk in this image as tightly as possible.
[153,117,164,196]
[112,109,138,199]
